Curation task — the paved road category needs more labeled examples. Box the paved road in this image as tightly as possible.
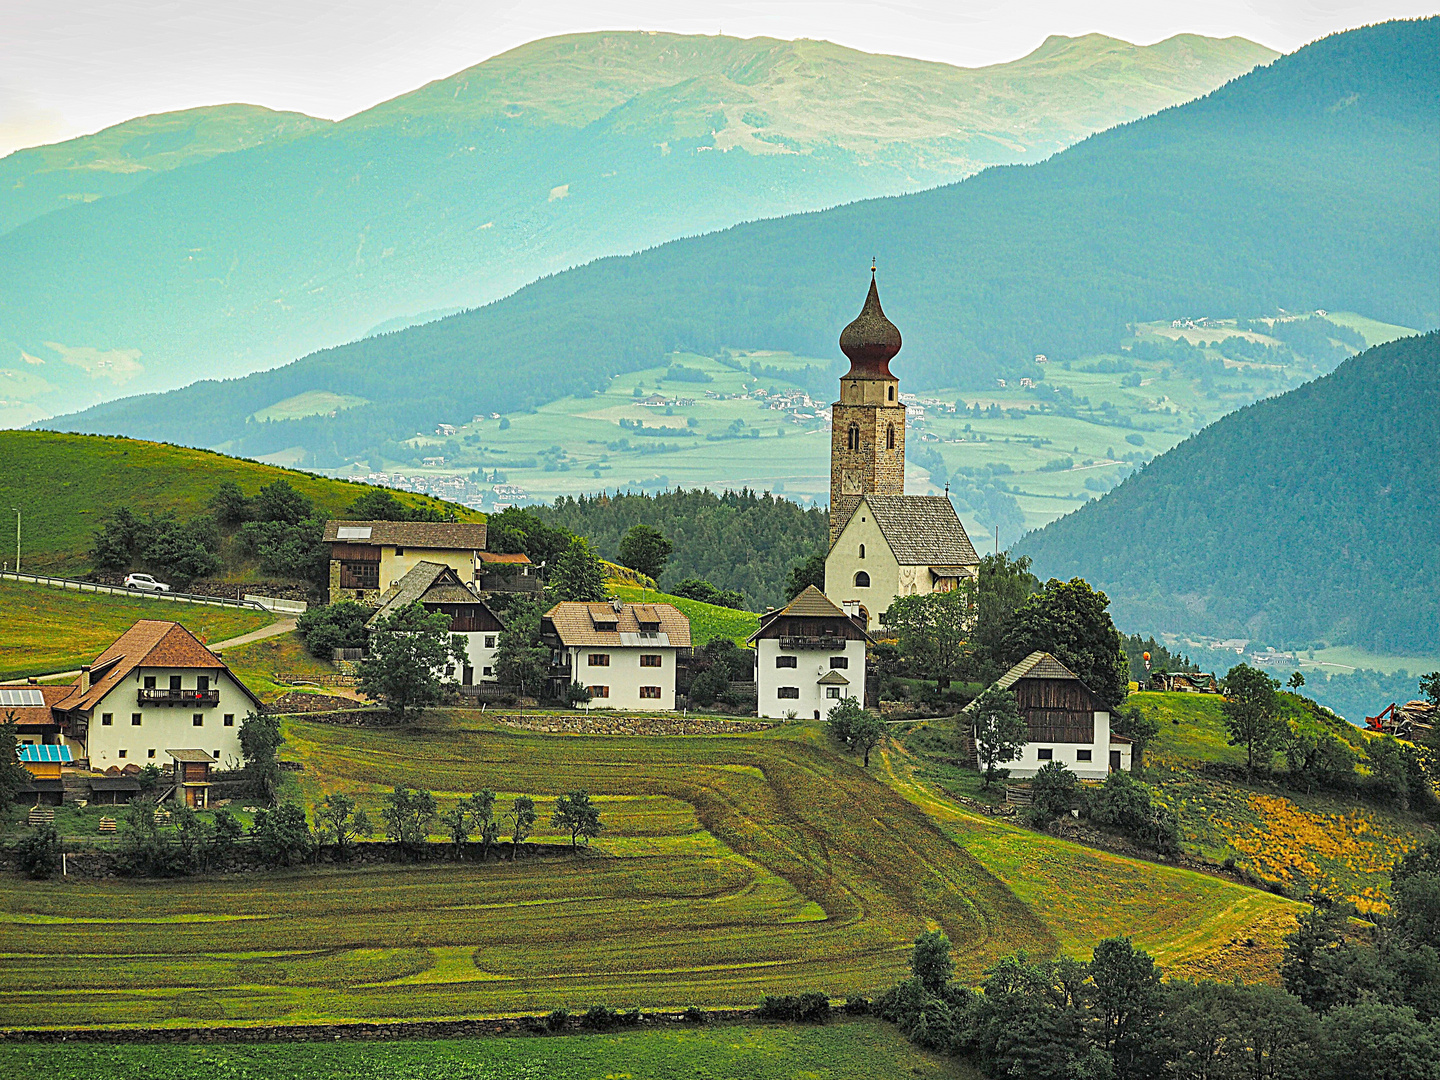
[2,619,296,685]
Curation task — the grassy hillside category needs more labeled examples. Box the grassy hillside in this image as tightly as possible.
[1131,691,1432,912]
[0,431,481,573]
[0,1022,974,1080]
[0,578,277,680]
[0,32,1274,424]
[51,19,1435,466]
[0,711,1294,1029]
[0,104,330,239]
[610,585,760,647]
[1017,332,1440,655]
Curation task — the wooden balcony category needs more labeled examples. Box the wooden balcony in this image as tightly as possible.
[779,636,843,651]
[137,688,220,707]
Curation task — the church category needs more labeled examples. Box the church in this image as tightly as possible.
[822,270,980,630]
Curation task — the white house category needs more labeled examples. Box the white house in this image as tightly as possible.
[47,620,263,770]
[825,494,980,632]
[365,561,506,684]
[748,586,871,720]
[542,600,692,710]
[970,652,1132,781]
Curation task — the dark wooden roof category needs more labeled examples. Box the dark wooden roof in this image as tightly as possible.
[750,586,871,643]
[839,271,901,378]
[323,520,488,550]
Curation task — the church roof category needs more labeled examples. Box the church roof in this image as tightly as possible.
[839,270,901,379]
[862,495,980,567]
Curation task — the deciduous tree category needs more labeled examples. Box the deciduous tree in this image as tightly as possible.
[1221,664,1284,774]
[314,792,373,858]
[1002,577,1129,707]
[380,785,437,857]
[552,790,603,849]
[971,686,1028,788]
[238,712,284,804]
[550,537,607,602]
[883,587,972,689]
[616,524,673,582]
[507,795,537,861]
[358,603,468,719]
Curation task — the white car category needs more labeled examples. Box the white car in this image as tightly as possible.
[124,573,171,593]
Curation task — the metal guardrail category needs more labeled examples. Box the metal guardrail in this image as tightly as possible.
[0,570,266,611]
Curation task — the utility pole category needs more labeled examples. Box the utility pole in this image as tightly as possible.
[10,507,17,574]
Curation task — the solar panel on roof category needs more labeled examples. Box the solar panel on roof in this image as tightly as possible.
[0,687,45,707]
[336,526,372,540]
[18,744,71,762]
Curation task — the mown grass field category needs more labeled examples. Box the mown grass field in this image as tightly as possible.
[0,711,1297,1030]
[217,629,347,703]
[0,431,481,573]
[1132,691,1432,911]
[0,1019,975,1079]
[610,584,761,645]
[0,577,277,680]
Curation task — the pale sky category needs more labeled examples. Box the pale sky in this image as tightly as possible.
[3,0,1435,157]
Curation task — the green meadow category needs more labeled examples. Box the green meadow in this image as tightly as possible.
[0,1019,975,1079]
[0,577,277,680]
[0,711,1296,1030]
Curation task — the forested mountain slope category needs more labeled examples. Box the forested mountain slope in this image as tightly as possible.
[46,19,1437,468]
[0,105,330,236]
[1016,332,1440,655]
[0,31,1272,424]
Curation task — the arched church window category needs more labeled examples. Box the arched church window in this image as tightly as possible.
[886,424,896,450]
[858,544,865,559]
[847,423,860,451]
[888,385,895,401]
[853,571,870,588]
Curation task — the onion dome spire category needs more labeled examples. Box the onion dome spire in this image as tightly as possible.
[839,260,901,379]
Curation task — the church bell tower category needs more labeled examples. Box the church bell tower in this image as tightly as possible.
[829,266,906,545]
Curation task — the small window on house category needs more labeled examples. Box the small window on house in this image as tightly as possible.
[148,749,156,759]
[213,750,220,759]
[588,686,610,698]
[224,714,234,727]
[829,656,848,669]
[444,664,455,676]
[589,653,611,667]
[170,676,182,691]
[101,713,113,726]
[193,714,204,727]
[196,675,209,692]
[886,423,895,450]
[847,423,860,451]
[395,546,405,556]
[853,571,870,588]
[639,686,662,699]
[118,749,127,759]
[858,543,865,559]
[1037,748,1053,760]
[776,655,798,669]
[640,654,663,668]
[485,635,497,648]
[777,687,800,699]
[1076,749,1092,762]
[143,676,156,690]
[826,686,842,699]
[131,713,142,726]
[482,666,494,677]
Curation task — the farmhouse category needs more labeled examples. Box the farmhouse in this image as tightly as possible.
[366,561,506,684]
[542,600,691,710]
[972,652,1132,780]
[45,620,262,769]
[822,269,980,630]
[323,519,489,605]
[0,683,76,746]
[749,586,871,720]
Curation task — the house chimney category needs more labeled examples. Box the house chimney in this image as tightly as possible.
[79,666,91,695]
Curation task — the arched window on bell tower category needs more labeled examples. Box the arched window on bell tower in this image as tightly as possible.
[886,423,896,450]
[888,385,895,401]
[847,423,860,451]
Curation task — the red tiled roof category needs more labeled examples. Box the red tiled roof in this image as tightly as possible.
[55,621,261,715]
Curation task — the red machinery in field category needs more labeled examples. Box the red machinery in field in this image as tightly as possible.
[1366,701,1435,739]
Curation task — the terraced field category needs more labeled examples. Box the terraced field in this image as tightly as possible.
[0,712,1298,1029]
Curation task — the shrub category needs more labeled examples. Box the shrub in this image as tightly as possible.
[545,1008,570,1032]
[682,1006,708,1024]
[1091,771,1179,854]
[757,992,831,1023]
[12,824,61,879]
[250,803,313,866]
[295,602,371,660]
[582,1005,619,1029]
[1029,760,1080,823]
[842,996,872,1015]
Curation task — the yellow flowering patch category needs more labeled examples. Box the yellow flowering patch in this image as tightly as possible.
[1221,794,1420,909]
